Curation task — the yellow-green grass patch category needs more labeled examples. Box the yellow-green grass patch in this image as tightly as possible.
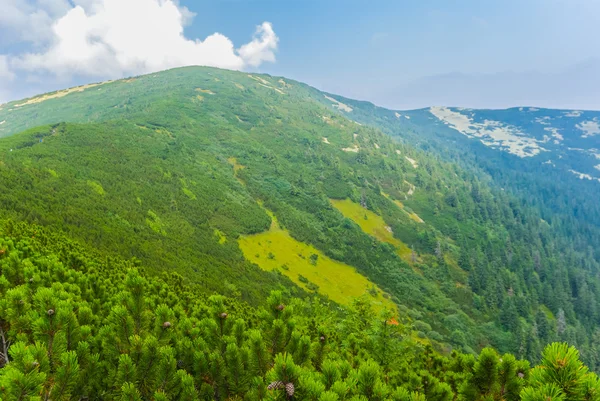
[239,213,395,312]
[408,212,424,223]
[227,157,246,185]
[383,192,424,224]
[214,229,227,244]
[86,180,105,196]
[330,198,413,262]
[227,157,245,172]
[154,128,174,138]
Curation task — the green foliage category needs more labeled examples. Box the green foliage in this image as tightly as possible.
[522,343,600,401]
[0,66,599,371]
[0,221,597,399]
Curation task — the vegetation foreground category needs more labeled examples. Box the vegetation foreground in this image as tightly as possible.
[1,222,599,401]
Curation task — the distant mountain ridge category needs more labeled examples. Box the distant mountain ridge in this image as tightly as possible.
[315,95,600,183]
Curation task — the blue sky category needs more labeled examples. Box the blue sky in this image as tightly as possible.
[1,0,599,109]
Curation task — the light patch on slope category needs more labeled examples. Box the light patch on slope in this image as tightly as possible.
[195,88,215,95]
[247,75,285,94]
[321,115,333,125]
[405,181,416,196]
[595,165,600,171]
[535,117,551,125]
[248,74,270,85]
[278,79,291,88]
[374,143,380,149]
[15,81,109,107]
[404,115,410,119]
[0,120,5,125]
[569,169,597,181]
[395,150,401,155]
[258,82,285,94]
[395,112,401,118]
[544,127,563,143]
[409,213,424,223]
[405,156,418,168]
[342,145,360,153]
[429,106,544,157]
[564,110,583,117]
[576,119,600,138]
[529,107,540,112]
[322,137,330,144]
[324,95,353,112]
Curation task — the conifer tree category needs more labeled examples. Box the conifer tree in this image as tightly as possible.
[522,343,600,401]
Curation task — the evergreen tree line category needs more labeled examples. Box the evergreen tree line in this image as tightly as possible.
[1,221,600,400]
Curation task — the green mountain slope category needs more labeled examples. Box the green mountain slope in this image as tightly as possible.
[316,95,600,266]
[0,67,599,370]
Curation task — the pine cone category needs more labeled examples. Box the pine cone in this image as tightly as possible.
[267,381,285,390]
[219,312,228,319]
[47,309,55,316]
[162,321,171,328]
[277,304,285,311]
[285,382,295,397]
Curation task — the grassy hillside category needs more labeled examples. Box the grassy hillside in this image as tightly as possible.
[330,198,414,262]
[239,209,395,311]
[0,67,599,370]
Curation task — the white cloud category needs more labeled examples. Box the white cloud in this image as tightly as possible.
[0,0,72,44]
[0,57,15,81]
[0,56,14,104]
[238,22,279,67]
[5,0,278,81]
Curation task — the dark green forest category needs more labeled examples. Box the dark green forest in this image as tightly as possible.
[1,67,600,398]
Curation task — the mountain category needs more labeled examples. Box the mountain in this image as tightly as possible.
[320,93,600,270]
[363,104,600,180]
[1,67,600,372]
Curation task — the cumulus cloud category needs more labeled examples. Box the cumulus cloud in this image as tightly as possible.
[238,23,278,67]
[0,0,70,44]
[4,0,278,82]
